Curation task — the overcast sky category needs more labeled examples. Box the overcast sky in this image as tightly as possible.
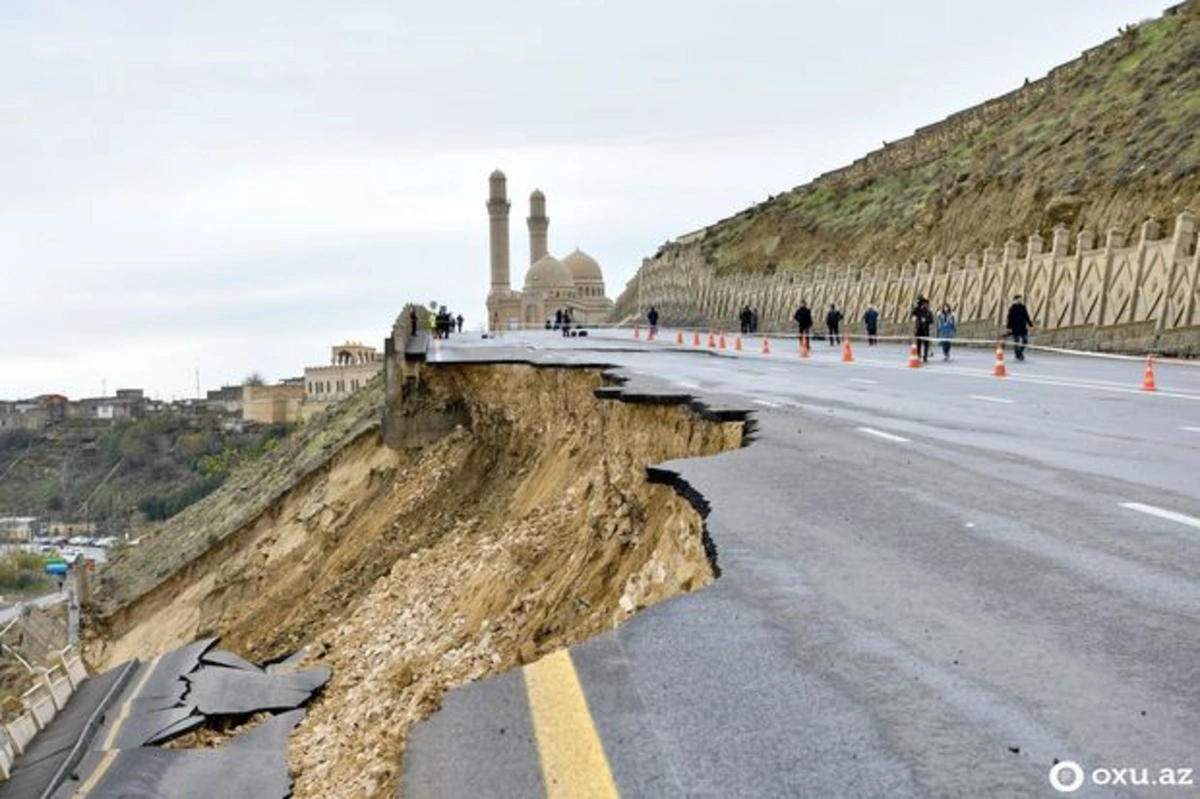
[0,0,1167,400]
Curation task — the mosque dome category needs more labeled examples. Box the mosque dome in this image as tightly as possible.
[562,248,603,283]
[524,254,574,292]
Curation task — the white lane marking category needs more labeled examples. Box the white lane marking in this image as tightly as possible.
[970,394,1015,404]
[753,399,781,408]
[850,378,879,385]
[1181,426,1200,433]
[1119,502,1200,531]
[857,426,910,443]
[677,381,700,389]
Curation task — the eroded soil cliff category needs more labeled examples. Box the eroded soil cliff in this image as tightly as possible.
[87,364,743,799]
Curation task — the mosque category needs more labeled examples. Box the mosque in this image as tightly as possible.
[485,170,614,331]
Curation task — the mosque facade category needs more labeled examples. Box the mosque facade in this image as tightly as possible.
[485,170,614,331]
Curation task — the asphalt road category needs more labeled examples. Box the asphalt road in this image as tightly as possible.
[405,329,1200,798]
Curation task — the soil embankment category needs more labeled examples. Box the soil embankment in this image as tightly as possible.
[87,363,743,799]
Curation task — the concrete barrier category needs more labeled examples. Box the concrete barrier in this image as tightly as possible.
[0,728,14,779]
[22,684,56,730]
[63,652,88,688]
[5,712,37,754]
[47,667,74,711]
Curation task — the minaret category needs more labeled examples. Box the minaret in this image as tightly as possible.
[487,169,511,295]
[527,189,549,263]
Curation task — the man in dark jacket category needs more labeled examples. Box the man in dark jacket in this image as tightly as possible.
[863,304,880,345]
[911,297,934,362]
[647,306,659,336]
[793,301,813,346]
[825,304,843,345]
[1006,295,1034,360]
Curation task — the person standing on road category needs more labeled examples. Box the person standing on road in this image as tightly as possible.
[456,314,464,333]
[647,306,659,336]
[937,303,957,361]
[911,296,934,362]
[863,304,880,345]
[793,301,813,348]
[825,303,843,345]
[1006,295,1033,361]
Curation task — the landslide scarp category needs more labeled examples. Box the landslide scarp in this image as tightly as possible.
[86,362,745,799]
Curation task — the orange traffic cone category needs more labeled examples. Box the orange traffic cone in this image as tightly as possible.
[693,330,701,347]
[676,329,684,345]
[993,341,1008,378]
[842,335,854,363]
[735,336,743,352]
[761,337,771,356]
[707,330,716,348]
[719,332,727,350]
[908,340,922,369]
[647,327,655,341]
[633,324,640,340]
[800,335,810,359]
[1143,355,1157,392]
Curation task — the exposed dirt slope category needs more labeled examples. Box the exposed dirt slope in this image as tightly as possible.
[87,364,744,799]
[651,5,1200,279]
[91,381,384,615]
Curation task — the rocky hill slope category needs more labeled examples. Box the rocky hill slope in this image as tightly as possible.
[620,2,1199,299]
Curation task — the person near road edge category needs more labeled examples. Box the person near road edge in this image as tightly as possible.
[911,296,934,362]
[793,301,813,348]
[456,314,463,333]
[863,304,880,345]
[647,306,659,336]
[1006,295,1033,360]
[739,305,752,335]
[937,303,957,361]
[825,303,843,345]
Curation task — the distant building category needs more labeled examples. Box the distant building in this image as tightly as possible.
[302,342,382,418]
[242,382,305,425]
[47,521,97,537]
[0,395,67,431]
[205,385,244,415]
[0,517,44,541]
[485,170,614,331]
[68,389,147,422]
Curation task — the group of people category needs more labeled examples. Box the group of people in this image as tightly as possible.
[645,294,1035,361]
[789,295,1034,362]
[791,301,848,345]
[433,308,463,339]
[552,308,575,336]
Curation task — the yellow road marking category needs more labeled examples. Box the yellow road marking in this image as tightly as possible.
[524,648,619,799]
[72,749,118,798]
[101,654,161,750]
[75,656,164,797]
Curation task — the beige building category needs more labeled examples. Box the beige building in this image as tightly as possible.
[242,383,304,425]
[485,170,614,331]
[303,342,382,417]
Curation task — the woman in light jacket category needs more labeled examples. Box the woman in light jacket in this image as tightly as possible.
[937,303,957,361]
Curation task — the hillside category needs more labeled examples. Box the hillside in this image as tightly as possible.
[637,3,1199,284]
[0,415,292,532]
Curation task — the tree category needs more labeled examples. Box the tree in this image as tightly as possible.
[243,372,265,387]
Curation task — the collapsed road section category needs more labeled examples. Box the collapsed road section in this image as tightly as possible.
[83,363,746,798]
[0,637,328,799]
